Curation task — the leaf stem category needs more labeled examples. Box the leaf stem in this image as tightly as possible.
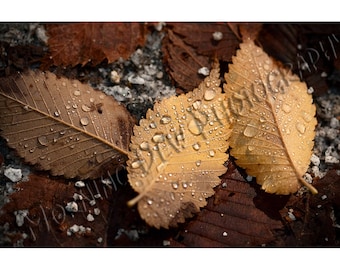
[299,177,318,195]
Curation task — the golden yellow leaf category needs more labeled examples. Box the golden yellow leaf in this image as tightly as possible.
[0,70,134,179]
[127,63,231,229]
[224,39,317,195]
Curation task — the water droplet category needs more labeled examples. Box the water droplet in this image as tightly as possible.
[135,180,142,187]
[29,148,35,153]
[182,182,188,189]
[209,150,215,157]
[296,122,306,134]
[243,124,258,137]
[80,117,89,126]
[259,116,266,123]
[193,100,202,110]
[176,134,185,141]
[301,111,313,123]
[139,141,149,150]
[204,89,216,101]
[149,122,157,129]
[188,119,203,135]
[195,160,201,167]
[131,160,143,169]
[172,182,179,190]
[157,162,166,172]
[152,133,165,143]
[247,145,255,151]
[147,199,153,205]
[73,90,81,96]
[81,104,91,112]
[282,103,292,113]
[192,142,200,151]
[160,115,171,124]
[54,111,60,117]
[37,135,48,146]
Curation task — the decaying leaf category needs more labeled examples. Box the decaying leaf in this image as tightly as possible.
[162,23,240,92]
[0,173,113,247]
[127,62,231,229]
[45,23,147,67]
[224,39,318,195]
[169,160,287,247]
[0,70,134,179]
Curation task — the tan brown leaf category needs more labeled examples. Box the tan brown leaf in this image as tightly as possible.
[127,62,231,229]
[45,23,147,67]
[224,39,318,195]
[0,70,134,179]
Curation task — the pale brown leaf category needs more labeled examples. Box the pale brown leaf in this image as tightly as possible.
[127,62,231,229]
[224,39,318,195]
[0,70,134,179]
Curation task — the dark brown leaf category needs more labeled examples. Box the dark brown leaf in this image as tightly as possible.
[256,24,340,96]
[168,160,287,247]
[0,173,113,247]
[162,23,239,92]
[45,23,147,67]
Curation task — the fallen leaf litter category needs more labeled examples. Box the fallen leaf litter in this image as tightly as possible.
[0,23,339,246]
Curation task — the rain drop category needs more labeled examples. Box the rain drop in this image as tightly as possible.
[188,119,203,135]
[37,136,48,146]
[80,117,89,126]
[301,111,314,123]
[243,124,258,138]
[195,160,201,167]
[182,182,188,189]
[139,141,149,150]
[247,145,255,151]
[282,103,292,113]
[193,100,202,110]
[160,115,171,124]
[54,111,60,117]
[192,142,200,151]
[172,182,179,190]
[296,122,306,134]
[204,89,216,101]
[131,160,143,169]
[81,104,91,112]
[149,122,157,129]
[73,90,81,96]
[152,133,165,143]
[209,150,215,157]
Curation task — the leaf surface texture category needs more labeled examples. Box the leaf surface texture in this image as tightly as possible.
[46,23,146,67]
[0,70,134,179]
[224,40,317,194]
[127,63,231,229]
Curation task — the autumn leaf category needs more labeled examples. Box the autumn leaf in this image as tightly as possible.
[45,23,147,67]
[169,160,287,247]
[162,23,239,92]
[0,173,113,247]
[127,62,231,229]
[256,24,340,96]
[224,39,318,195]
[0,70,134,179]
